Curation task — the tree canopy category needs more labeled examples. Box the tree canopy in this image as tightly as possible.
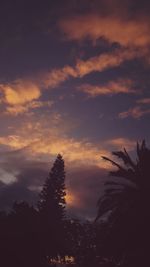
[96,140,150,266]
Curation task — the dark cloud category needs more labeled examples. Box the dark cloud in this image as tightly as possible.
[1,0,150,41]
[0,180,38,211]
[57,0,150,20]
[0,149,49,210]
[0,168,47,212]
[0,148,107,219]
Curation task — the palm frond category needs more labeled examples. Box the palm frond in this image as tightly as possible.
[109,168,136,183]
[96,140,149,223]
[102,156,123,169]
[112,150,135,170]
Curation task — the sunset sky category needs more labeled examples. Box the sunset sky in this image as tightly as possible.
[0,0,150,219]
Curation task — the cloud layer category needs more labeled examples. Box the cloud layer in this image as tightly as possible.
[78,79,136,97]
[60,14,150,47]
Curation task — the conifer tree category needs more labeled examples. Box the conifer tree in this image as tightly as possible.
[38,154,66,222]
[38,154,67,261]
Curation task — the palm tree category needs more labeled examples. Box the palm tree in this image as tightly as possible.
[96,140,150,266]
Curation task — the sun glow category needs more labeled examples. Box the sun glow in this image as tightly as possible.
[65,190,77,207]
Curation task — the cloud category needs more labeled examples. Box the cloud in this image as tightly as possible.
[119,106,150,119]
[43,48,141,85]
[0,80,41,105]
[0,134,138,216]
[0,79,51,116]
[0,79,54,116]
[0,181,38,211]
[0,47,144,117]
[5,100,53,116]
[0,169,17,185]
[119,96,150,119]
[41,47,144,92]
[0,160,48,210]
[0,133,109,169]
[0,149,107,219]
[136,98,150,104]
[105,137,136,151]
[0,111,137,169]
[0,134,109,218]
[43,66,77,89]
[0,111,137,216]
[0,112,112,170]
[78,79,137,97]
[59,14,150,47]
[0,148,50,210]
[75,48,142,77]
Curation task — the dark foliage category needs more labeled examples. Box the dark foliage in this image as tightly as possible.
[96,140,150,266]
[0,154,67,267]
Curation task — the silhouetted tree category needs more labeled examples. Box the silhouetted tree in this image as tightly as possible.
[64,218,101,267]
[0,201,44,267]
[96,140,150,266]
[38,154,66,220]
[38,154,66,263]
[76,221,99,267]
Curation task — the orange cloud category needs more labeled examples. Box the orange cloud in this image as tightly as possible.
[119,106,150,119]
[106,137,136,151]
[5,100,53,116]
[0,114,111,169]
[0,134,108,167]
[0,47,144,117]
[78,79,136,97]
[44,48,141,85]
[75,48,141,77]
[43,66,77,89]
[0,80,41,105]
[0,48,142,116]
[0,80,54,116]
[42,48,141,89]
[0,111,136,171]
[119,96,150,119]
[60,14,150,47]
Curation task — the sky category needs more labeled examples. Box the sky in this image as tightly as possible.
[0,0,150,220]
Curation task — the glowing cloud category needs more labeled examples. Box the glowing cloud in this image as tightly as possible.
[0,80,41,105]
[119,96,150,119]
[75,48,141,77]
[0,115,111,169]
[5,100,53,116]
[0,80,55,116]
[60,14,150,47]
[78,79,136,97]
[43,48,142,90]
[106,137,136,151]
[119,106,150,119]
[0,48,142,117]
[43,66,77,89]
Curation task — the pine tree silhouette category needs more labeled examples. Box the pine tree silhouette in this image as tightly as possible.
[38,154,66,221]
[38,154,66,262]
